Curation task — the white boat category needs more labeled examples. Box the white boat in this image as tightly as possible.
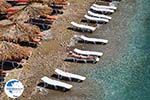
[92,3,117,10]
[41,76,73,90]
[74,35,108,44]
[88,11,112,20]
[90,6,114,13]
[55,69,86,81]
[71,21,96,32]
[73,48,103,57]
[84,15,109,23]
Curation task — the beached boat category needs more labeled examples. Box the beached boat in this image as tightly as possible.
[90,6,114,13]
[71,21,96,32]
[64,57,99,64]
[41,76,73,91]
[88,11,112,20]
[55,69,86,82]
[74,35,108,44]
[84,14,109,23]
[92,3,117,10]
[73,48,103,57]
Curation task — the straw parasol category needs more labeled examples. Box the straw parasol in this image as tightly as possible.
[0,22,43,45]
[0,41,32,62]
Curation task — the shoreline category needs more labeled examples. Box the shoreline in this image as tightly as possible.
[0,0,138,100]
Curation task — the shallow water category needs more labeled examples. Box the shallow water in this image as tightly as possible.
[83,0,150,100]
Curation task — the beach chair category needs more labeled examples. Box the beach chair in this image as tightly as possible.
[64,57,99,64]
[84,14,109,23]
[92,3,117,10]
[55,69,86,82]
[73,48,103,57]
[74,35,108,44]
[88,11,112,20]
[90,6,114,13]
[71,21,96,32]
[41,76,72,91]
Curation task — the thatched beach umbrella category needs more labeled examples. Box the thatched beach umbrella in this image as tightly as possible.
[0,41,32,62]
[0,22,43,46]
[0,0,11,12]
[8,3,53,22]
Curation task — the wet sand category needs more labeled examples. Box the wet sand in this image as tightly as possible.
[0,0,135,100]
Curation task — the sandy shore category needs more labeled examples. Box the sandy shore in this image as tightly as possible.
[0,0,136,99]
[1,0,96,100]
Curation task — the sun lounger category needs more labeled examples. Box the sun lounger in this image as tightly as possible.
[64,57,99,64]
[41,76,73,90]
[90,6,114,13]
[28,18,53,24]
[84,15,109,23]
[92,3,117,10]
[55,69,86,81]
[73,48,103,57]
[74,35,108,44]
[88,11,112,20]
[71,21,96,32]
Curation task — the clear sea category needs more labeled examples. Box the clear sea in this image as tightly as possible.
[77,0,150,100]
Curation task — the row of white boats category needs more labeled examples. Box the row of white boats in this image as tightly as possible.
[38,1,119,92]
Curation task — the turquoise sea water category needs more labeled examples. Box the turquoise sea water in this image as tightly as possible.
[86,0,150,100]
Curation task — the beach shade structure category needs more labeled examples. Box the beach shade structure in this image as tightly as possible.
[40,76,73,91]
[90,6,114,14]
[87,11,112,20]
[64,57,99,64]
[52,0,69,5]
[84,14,109,23]
[54,69,86,82]
[8,3,53,22]
[0,23,43,47]
[0,42,32,68]
[70,21,96,33]
[73,35,108,44]
[0,0,12,12]
[92,3,117,10]
[73,48,103,57]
